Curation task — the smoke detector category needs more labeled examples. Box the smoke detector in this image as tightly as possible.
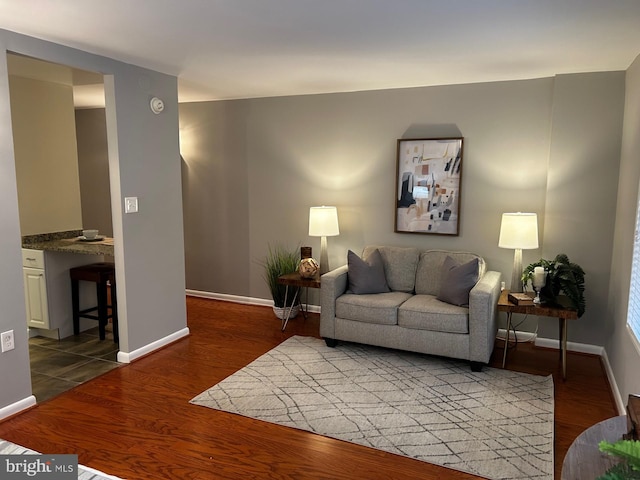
[150,97,164,114]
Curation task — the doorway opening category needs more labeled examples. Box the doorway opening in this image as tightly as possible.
[7,52,119,403]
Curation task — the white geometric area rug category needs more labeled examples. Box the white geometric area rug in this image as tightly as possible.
[191,336,554,480]
[0,439,125,479]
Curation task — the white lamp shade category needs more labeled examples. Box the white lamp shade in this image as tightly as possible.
[309,206,339,237]
[498,212,539,249]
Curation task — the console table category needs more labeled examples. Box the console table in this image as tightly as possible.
[498,290,578,379]
[277,272,321,331]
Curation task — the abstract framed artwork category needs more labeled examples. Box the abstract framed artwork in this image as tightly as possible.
[395,137,463,235]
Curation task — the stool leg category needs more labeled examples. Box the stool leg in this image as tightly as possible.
[96,281,107,340]
[71,278,80,336]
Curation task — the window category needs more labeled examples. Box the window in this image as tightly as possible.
[628,196,640,350]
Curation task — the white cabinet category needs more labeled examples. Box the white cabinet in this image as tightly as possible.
[22,248,103,338]
[23,266,49,328]
[22,249,48,328]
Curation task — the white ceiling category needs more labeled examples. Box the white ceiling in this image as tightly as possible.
[2,0,640,106]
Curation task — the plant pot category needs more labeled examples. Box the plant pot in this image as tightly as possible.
[272,305,300,320]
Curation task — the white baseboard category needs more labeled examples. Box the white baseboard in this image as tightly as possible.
[0,395,36,421]
[186,289,272,307]
[117,327,190,363]
[497,328,537,343]
[186,289,321,313]
[600,348,626,415]
[534,337,604,356]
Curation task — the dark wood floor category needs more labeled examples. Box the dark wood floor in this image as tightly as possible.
[0,296,618,479]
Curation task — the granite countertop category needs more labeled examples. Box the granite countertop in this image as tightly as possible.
[22,230,115,257]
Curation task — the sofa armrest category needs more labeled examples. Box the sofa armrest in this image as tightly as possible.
[468,270,502,363]
[320,265,349,339]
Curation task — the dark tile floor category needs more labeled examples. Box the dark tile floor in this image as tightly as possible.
[29,326,121,403]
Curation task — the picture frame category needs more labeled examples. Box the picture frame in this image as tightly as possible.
[395,137,463,235]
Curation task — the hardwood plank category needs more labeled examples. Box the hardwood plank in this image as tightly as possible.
[0,297,617,479]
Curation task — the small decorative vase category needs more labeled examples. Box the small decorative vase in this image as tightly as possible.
[299,257,319,278]
[298,246,319,279]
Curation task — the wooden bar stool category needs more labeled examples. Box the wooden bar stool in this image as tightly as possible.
[70,262,118,343]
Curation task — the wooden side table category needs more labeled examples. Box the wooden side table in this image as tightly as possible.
[277,272,321,331]
[498,290,578,380]
[562,416,628,479]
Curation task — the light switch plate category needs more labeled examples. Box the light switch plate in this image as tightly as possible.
[124,197,139,213]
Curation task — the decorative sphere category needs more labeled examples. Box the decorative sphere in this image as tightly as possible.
[298,257,319,278]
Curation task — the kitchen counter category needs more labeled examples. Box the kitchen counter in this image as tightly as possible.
[22,230,115,257]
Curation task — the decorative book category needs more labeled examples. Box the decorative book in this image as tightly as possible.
[508,292,535,305]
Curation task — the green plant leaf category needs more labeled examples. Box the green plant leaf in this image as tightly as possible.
[261,244,301,307]
[522,253,586,316]
[599,440,640,471]
[596,461,640,480]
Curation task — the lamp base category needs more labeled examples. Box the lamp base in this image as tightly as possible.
[510,248,523,293]
[319,236,329,276]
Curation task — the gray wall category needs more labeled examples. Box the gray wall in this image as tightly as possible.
[0,29,186,413]
[180,101,251,295]
[607,53,640,403]
[179,72,625,347]
[541,72,624,345]
[76,108,113,238]
[0,50,31,412]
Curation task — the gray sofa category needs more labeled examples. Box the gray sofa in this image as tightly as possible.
[320,246,502,371]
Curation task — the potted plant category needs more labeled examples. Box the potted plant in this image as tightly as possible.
[262,244,301,320]
[597,439,640,479]
[522,253,586,317]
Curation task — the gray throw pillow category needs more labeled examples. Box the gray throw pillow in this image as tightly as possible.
[347,249,390,294]
[437,256,479,306]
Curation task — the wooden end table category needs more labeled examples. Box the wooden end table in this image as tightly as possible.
[498,290,578,380]
[561,415,628,479]
[277,272,321,331]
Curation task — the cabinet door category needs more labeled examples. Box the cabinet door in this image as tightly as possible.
[23,267,49,329]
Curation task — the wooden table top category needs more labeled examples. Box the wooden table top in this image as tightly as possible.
[277,272,321,289]
[562,415,627,479]
[498,290,578,319]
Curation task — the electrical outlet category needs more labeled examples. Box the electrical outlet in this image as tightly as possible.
[1,330,15,353]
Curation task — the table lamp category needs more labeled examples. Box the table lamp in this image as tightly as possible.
[309,206,340,275]
[498,212,539,293]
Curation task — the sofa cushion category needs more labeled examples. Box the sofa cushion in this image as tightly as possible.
[362,245,419,293]
[398,295,469,334]
[336,291,412,325]
[347,249,390,294]
[415,250,485,296]
[437,256,480,306]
